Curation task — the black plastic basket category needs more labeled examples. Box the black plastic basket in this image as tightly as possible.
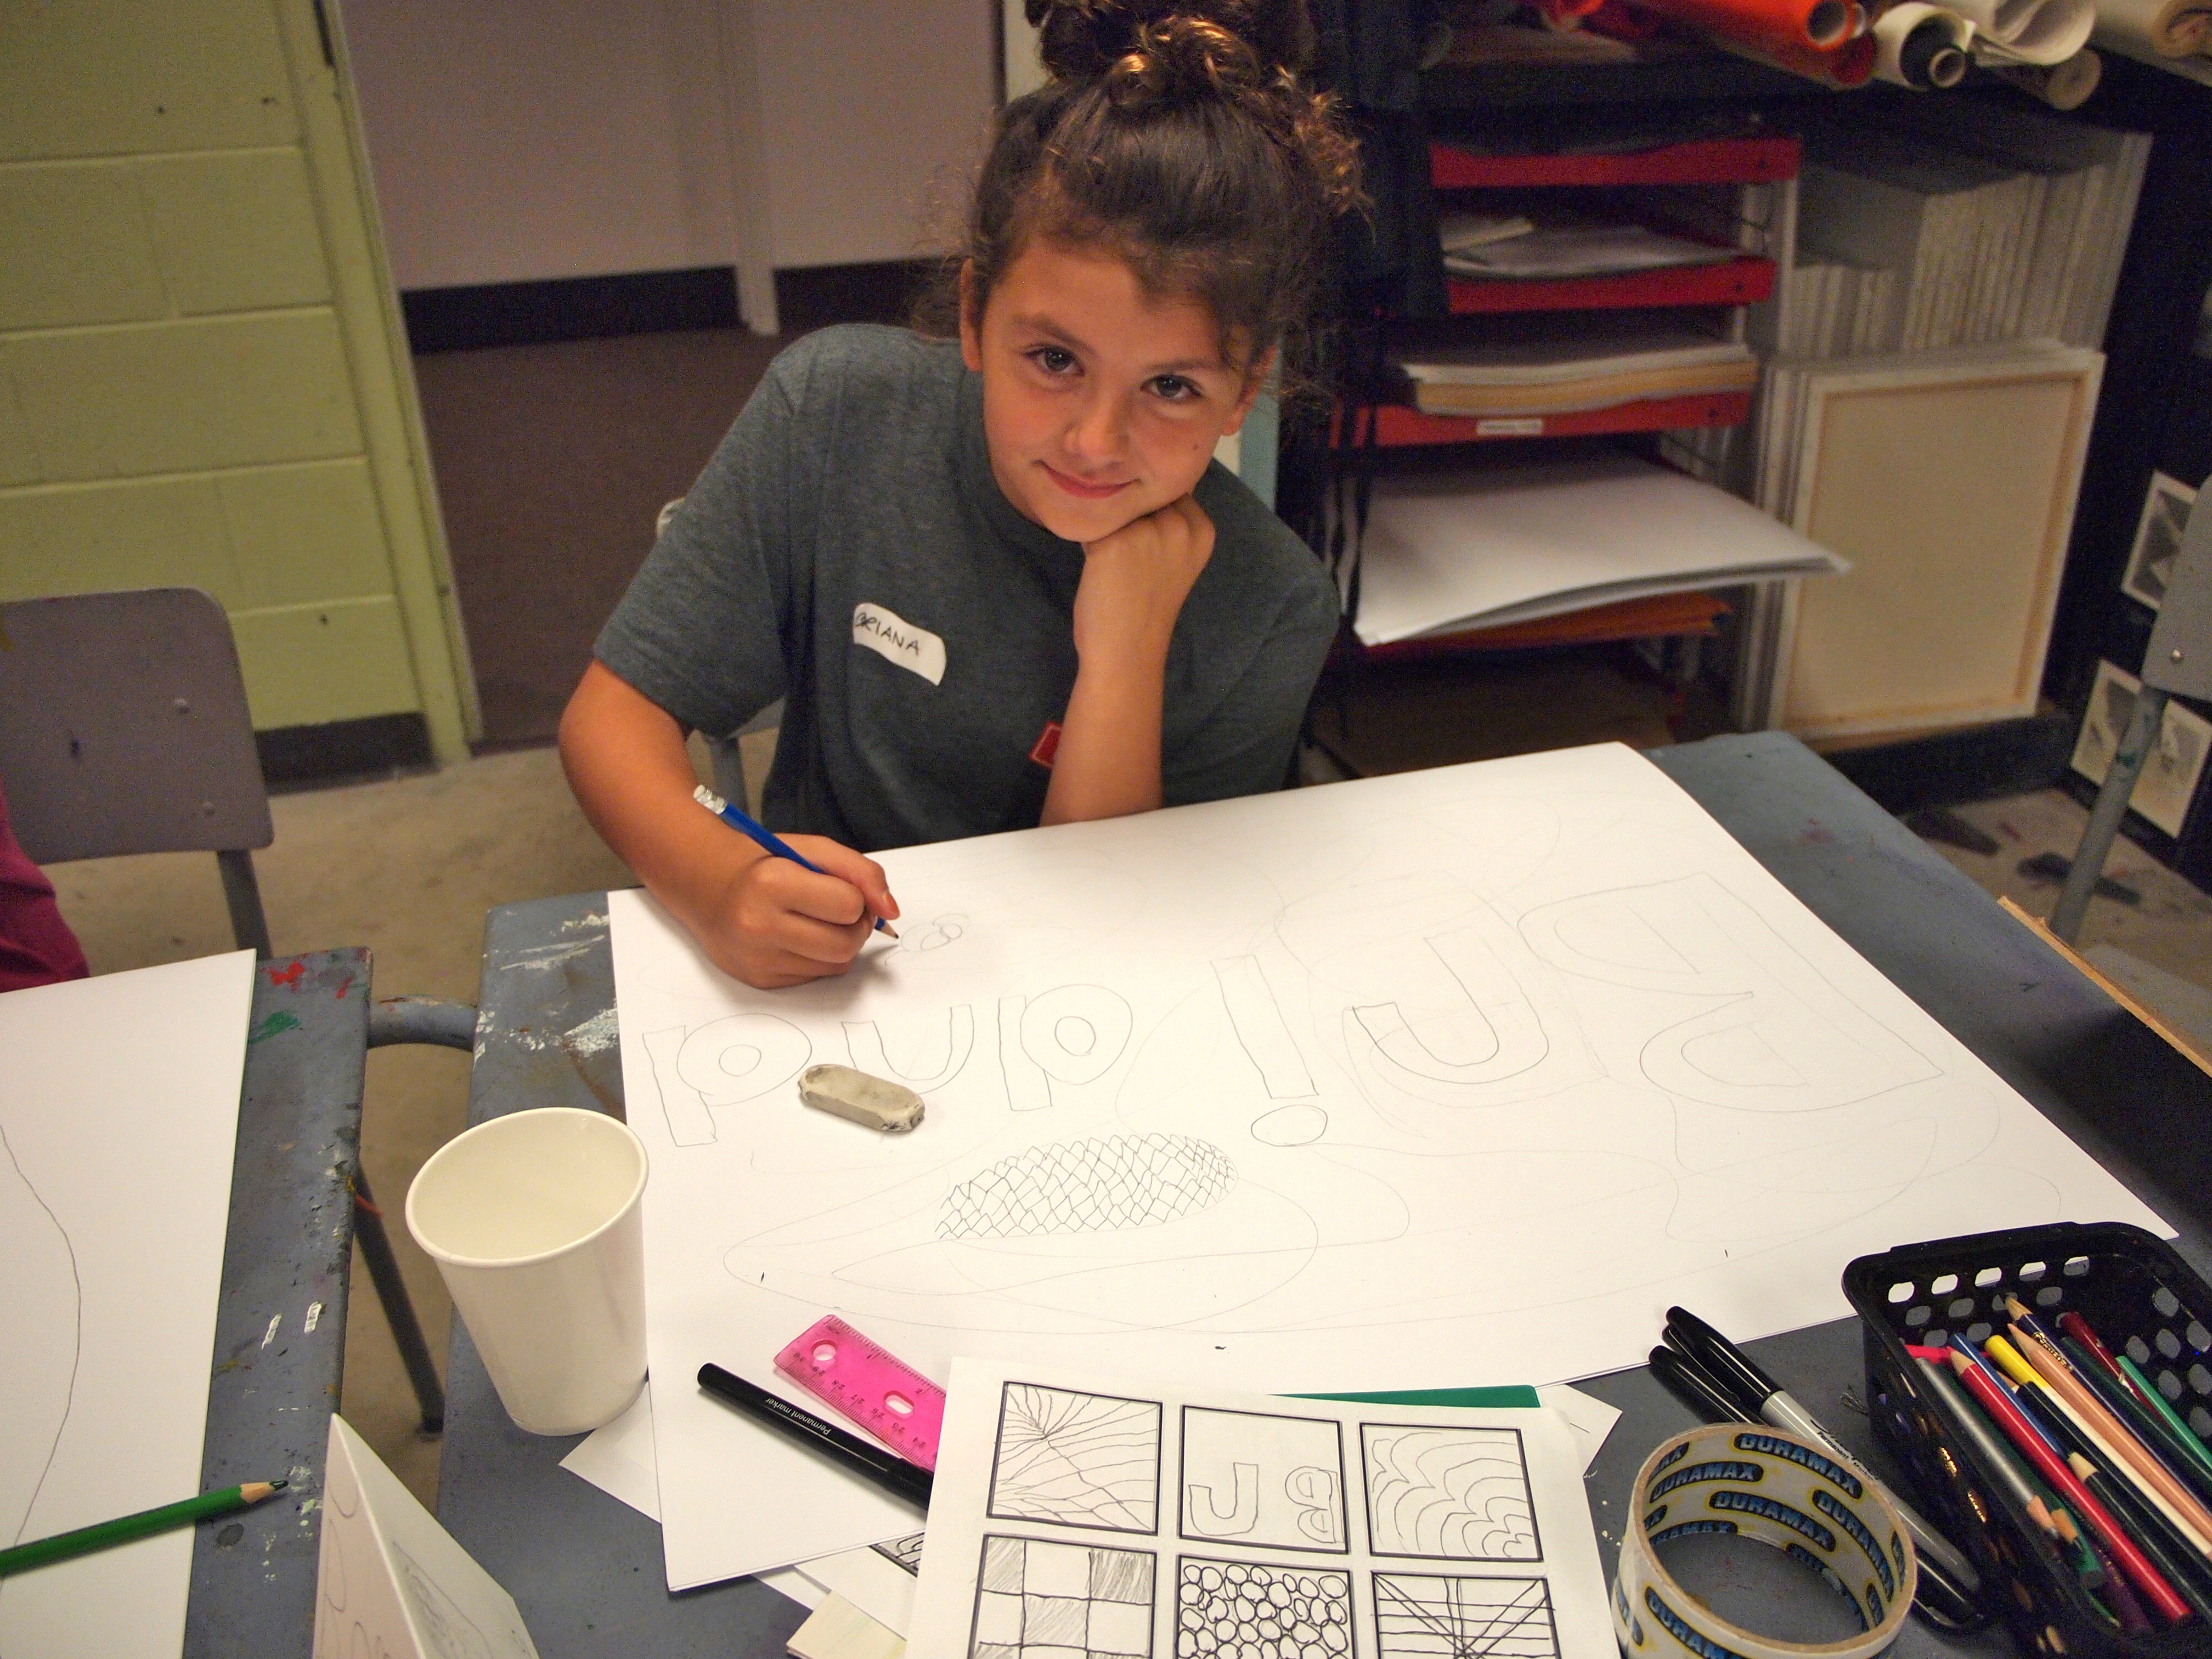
[1842,1221,2212,1658]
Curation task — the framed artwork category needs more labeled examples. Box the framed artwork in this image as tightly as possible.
[2121,471,2198,612]
[2071,659,2212,838]
[1769,343,2103,740]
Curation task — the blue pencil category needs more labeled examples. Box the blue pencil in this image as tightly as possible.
[692,786,898,938]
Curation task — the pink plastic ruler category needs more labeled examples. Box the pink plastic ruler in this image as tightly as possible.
[772,1314,946,1470]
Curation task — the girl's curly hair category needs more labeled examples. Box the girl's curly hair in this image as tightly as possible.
[930,1,1360,403]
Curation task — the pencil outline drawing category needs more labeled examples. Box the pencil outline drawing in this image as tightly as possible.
[972,1533,1154,1659]
[1176,1556,1352,1659]
[392,1539,499,1659]
[1180,1407,1348,1554]
[845,1005,976,1094]
[988,1382,1163,1534]
[1372,1572,1560,1659]
[1212,956,1316,1099]
[939,1134,1235,1240]
[1361,1426,1541,1561]
[640,1013,812,1146]
[0,1119,82,1554]
[1517,874,1940,1113]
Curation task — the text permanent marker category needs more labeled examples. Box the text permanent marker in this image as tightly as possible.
[697,1362,930,1510]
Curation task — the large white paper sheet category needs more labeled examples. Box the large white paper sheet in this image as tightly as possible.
[1344,455,1844,645]
[610,743,2168,1588]
[0,950,256,1658]
[911,1358,1616,1659]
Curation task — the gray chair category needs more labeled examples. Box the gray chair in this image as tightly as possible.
[0,587,449,1431]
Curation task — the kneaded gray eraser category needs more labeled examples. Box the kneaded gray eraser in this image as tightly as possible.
[797,1064,924,1132]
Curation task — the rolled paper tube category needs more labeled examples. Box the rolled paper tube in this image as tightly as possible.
[1984,48,2102,110]
[1713,27,1881,80]
[1624,0,1856,55]
[1949,0,2097,59]
[2091,0,2212,55]
[1875,2,1976,84]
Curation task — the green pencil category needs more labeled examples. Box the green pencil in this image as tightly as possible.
[2117,1355,2212,1478]
[0,1481,286,1577]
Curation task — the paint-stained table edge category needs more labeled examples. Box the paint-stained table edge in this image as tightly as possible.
[185,949,368,1659]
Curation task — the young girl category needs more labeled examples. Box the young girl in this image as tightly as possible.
[560,0,1359,989]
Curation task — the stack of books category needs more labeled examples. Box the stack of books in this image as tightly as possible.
[1395,320,1759,419]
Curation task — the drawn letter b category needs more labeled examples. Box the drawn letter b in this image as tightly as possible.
[1285,1465,1341,1545]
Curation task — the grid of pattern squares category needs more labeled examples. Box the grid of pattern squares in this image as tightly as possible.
[973,1534,1155,1659]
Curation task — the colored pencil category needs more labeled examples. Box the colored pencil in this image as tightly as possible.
[692,786,898,938]
[1986,1335,2212,1558]
[1912,1354,2053,1530]
[1946,1347,2190,1624]
[2007,1379,2212,1613]
[2070,1454,2212,1624]
[2056,1309,2126,1381]
[2060,1508,2152,1633]
[2119,1355,2212,1480]
[2062,1337,2212,1511]
[0,1481,285,1576]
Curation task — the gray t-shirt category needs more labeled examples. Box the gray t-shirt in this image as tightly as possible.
[595,325,1339,853]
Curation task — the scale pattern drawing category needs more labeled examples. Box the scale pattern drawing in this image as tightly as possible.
[1373,1573,1558,1659]
[1176,1559,1351,1659]
[989,1383,1163,1533]
[940,1135,1235,1240]
[973,1534,1155,1659]
[1362,1428,1539,1560]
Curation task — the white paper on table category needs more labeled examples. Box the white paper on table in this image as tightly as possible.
[609,742,2170,1589]
[558,1390,909,1626]
[1341,454,1846,645]
[317,1414,540,1658]
[0,950,256,1659]
[1536,1386,1623,1472]
[911,1358,1617,1659]
[560,1386,662,1520]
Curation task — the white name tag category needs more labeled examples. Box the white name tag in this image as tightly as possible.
[851,602,946,686]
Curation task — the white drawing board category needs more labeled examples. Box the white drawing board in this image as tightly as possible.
[910,1358,1615,1659]
[0,949,255,1659]
[315,1414,539,1659]
[607,742,2169,1588]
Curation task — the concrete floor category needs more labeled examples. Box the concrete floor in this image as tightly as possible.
[37,737,2211,1510]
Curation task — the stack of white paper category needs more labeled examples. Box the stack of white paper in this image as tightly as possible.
[1340,452,1846,645]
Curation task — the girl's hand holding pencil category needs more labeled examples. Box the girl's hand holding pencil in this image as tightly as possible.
[694,787,901,990]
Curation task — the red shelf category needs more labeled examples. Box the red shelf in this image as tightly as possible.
[1447,256,1774,314]
[1344,392,1752,447]
[1430,136,1800,190]
[1352,591,1731,663]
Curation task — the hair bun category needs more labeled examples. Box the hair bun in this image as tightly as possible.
[1026,1,1315,103]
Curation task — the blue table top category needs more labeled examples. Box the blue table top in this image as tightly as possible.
[439,733,2212,1659]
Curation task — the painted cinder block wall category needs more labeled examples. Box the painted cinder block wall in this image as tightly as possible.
[0,0,475,758]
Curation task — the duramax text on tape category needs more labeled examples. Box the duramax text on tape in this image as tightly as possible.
[1613,1422,1919,1659]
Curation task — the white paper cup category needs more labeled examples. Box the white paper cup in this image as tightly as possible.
[405,1107,648,1435]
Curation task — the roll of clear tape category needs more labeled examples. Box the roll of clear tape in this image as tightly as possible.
[1874,3,1976,84]
[1946,0,2096,59]
[1613,1424,1920,1659]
